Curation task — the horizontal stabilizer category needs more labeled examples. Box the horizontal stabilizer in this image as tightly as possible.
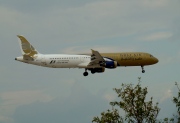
[23,55,34,61]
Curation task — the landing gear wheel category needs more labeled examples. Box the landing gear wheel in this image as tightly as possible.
[141,66,145,73]
[83,72,88,76]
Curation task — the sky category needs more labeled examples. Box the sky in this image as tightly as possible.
[0,0,180,122]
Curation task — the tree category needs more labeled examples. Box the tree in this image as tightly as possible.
[92,108,123,123]
[92,78,160,123]
[172,82,180,122]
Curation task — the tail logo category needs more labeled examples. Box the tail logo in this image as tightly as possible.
[17,35,38,57]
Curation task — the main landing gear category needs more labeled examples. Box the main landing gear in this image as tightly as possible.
[141,66,145,73]
[91,69,95,74]
[83,69,96,76]
[83,69,88,76]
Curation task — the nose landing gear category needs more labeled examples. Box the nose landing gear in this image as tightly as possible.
[141,66,145,73]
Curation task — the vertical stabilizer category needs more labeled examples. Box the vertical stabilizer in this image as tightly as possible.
[17,35,39,57]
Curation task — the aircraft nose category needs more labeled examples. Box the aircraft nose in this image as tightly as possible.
[154,58,159,63]
[15,58,17,60]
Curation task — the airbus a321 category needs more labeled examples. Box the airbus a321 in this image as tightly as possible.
[15,35,159,76]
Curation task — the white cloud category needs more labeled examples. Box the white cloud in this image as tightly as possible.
[158,51,180,65]
[62,46,137,54]
[142,0,169,8]
[0,90,54,118]
[160,89,172,103]
[0,6,29,31]
[0,6,19,23]
[103,93,116,102]
[0,1,180,122]
[138,32,173,42]
[158,56,174,65]
[0,90,53,105]
[0,115,13,123]
[0,0,178,44]
[65,79,76,86]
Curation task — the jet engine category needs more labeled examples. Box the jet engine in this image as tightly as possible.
[104,61,118,69]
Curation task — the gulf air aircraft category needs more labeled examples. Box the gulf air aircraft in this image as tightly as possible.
[15,35,158,76]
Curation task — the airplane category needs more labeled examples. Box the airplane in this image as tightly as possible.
[15,35,159,76]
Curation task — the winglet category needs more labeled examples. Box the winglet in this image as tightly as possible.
[90,49,104,60]
[17,35,39,56]
[91,49,96,55]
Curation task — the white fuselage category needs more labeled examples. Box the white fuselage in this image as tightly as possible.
[16,54,104,69]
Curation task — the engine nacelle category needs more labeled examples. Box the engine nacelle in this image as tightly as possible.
[105,61,117,69]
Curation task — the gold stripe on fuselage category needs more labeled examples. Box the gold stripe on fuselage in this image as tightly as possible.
[100,52,157,66]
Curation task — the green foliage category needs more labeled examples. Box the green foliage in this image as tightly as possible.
[92,108,124,123]
[157,117,174,123]
[172,82,180,122]
[92,78,160,123]
[110,77,160,123]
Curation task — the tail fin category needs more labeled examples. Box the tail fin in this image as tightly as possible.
[17,35,39,57]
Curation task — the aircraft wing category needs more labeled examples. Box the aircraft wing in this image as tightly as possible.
[88,49,105,67]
